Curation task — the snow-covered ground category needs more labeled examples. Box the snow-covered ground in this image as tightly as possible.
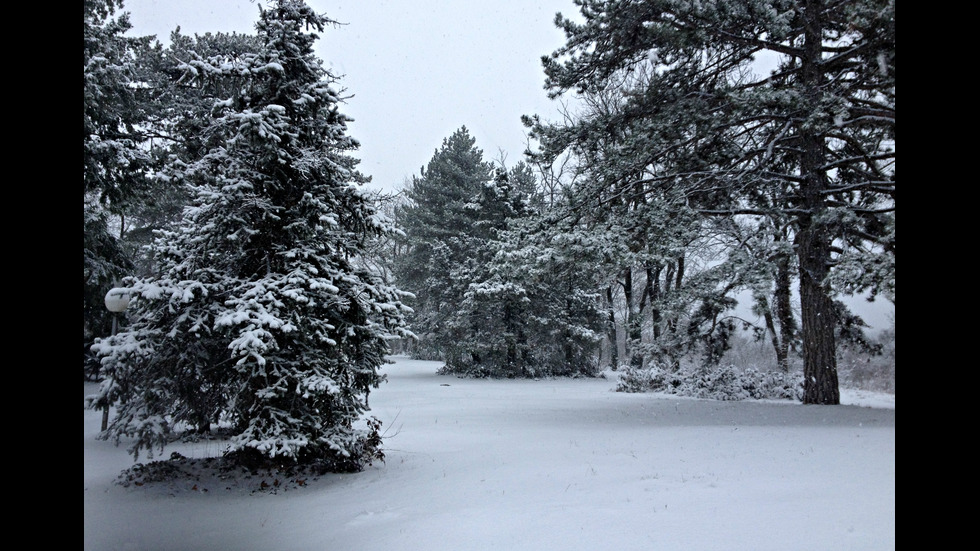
[84,356,895,550]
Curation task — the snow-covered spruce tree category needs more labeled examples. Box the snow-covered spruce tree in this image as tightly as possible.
[444,164,532,374]
[91,0,412,470]
[83,0,152,212]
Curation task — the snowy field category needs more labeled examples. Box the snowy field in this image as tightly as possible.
[84,356,895,551]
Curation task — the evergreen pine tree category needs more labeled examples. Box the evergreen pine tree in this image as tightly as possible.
[394,131,606,377]
[393,126,494,361]
[91,0,411,469]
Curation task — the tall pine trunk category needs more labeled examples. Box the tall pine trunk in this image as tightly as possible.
[797,226,839,404]
[797,0,839,404]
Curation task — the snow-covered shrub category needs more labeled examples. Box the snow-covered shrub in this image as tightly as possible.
[749,368,803,400]
[687,365,800,401]
[616,362,801,401]
[689,365,751,400]
[438,349,602,380]
[616,362,682,393]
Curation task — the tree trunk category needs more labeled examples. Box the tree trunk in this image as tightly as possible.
[797,0,839,404]
[674,254,684,290]
[606,286,618,369]
[758,294,786,371]
[505,301,517,368]
[797,226,839,404]
[644,264,662,340]
[773,250,795,371]
[622,268,642,367]
[665,255,684,335]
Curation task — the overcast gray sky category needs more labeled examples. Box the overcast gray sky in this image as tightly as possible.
[122,0,581,194]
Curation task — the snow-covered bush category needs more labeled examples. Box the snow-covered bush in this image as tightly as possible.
[616,362,801,401]
[616,362,681,393]
[687,365,800,401]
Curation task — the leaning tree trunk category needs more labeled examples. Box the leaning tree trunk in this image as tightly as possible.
[757,294,786,371]
[773,250,796,371]
[796,0,839,405]
[605,286,618,369]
